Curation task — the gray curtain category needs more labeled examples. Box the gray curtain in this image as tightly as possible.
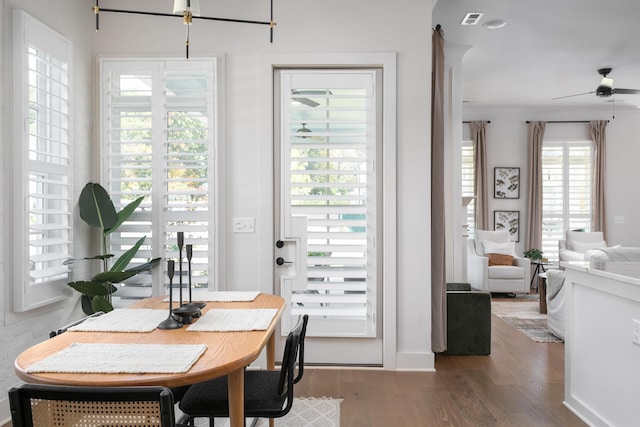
[469,121,488,230]
[431,25,446,353]
[526,121,546,251]
[590,120,608,238]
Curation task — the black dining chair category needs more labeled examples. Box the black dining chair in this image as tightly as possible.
[178,314,309,427]
[9,383,187,427]
[48,311,105,338]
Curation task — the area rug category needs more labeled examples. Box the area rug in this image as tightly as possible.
[181,397,342,427]
[492,297,563,343]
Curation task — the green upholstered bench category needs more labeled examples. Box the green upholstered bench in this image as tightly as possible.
[443,282,491,355]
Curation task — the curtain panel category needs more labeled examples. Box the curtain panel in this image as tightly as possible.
[590,120,608,238]
[431,25,446,353]
[470,121,488,230]
[526,121,546,251]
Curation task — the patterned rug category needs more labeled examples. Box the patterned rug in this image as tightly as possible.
[492,296,563,343]
[183,397,342,427]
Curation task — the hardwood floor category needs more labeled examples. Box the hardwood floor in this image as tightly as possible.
[294,312,587,426]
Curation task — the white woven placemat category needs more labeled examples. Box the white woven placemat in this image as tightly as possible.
[26,343,207,374]
[67,309,169,333]
[164,290,260,302]
[186,308,278,332]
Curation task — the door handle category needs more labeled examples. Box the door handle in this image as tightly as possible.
[276,257,292,266]
[275,240,285,248]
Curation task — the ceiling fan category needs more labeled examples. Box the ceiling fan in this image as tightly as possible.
[553,68,640,100]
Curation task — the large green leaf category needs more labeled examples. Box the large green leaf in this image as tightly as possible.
[68,281,114,297]
[91,271,138,283]
[79,183,118,231]
[126,258,162,273]
[105,196,145,235]
[81,295,94,315]
[63,254,114,266]
[91,295,114,313]
[110,236,146,273]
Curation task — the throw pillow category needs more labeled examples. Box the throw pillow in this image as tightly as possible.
[487,253,514,266]
[572,240,606,253]
[482,240,515,256]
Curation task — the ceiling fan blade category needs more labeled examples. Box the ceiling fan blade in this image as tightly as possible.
[552,91,595,100]
[613,88,640,95]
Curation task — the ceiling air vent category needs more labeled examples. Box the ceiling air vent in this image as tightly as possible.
[461,12,484,25]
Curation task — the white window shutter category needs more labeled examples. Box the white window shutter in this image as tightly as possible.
[101,59,217,305]
[12,10,73,311]
[542,141,593,261]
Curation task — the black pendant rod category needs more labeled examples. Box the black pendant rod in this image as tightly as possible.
[525,120,609,123]
[98,7,272,27]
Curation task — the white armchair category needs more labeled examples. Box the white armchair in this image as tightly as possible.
[558,231,606,262]
[467,230,531,293]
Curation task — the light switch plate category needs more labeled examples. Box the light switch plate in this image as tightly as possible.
[233,217,255,233]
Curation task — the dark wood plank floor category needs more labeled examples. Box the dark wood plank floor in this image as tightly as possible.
[294,313,587,427]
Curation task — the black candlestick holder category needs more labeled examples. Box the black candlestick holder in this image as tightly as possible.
[177,231,184,305]
[185,244,206,312]
[158,259,182,329]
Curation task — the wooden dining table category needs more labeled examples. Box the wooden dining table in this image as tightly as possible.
[14,292,286,427]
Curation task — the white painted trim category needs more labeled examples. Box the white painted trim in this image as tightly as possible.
[0,397,9,426]
[395,351,436,372]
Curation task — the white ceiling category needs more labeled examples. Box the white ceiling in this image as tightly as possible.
[433,0,640,110]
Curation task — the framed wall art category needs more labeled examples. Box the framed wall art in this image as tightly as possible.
[494,210,519,242]
[494,167,520,199]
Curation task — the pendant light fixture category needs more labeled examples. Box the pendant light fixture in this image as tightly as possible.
[93,0,276,59]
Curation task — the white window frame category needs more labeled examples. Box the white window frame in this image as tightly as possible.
[542,139,593,262]
[99,57,224,302]
[11,10,73,311]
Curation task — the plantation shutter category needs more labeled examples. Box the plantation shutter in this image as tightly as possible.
[281,71,379,337]
[101,60,216,305]
[12,10,73,311]
[542,141,592,261]
[461,141,475,235]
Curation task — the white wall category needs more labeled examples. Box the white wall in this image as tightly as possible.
[92,0,434,370]
[0,0,96,421]
[0,4,435,421]
[462,106,640,254]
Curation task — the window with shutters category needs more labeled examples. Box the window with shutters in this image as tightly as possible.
[11,11,73,311]
[461,140,475,236]
[100,59,218,306]
[541,140,593,262]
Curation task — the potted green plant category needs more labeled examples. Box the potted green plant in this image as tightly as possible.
[65,183,161,315]
[523,248,543,261]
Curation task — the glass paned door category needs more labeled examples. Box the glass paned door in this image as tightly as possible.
[275,70,382,364]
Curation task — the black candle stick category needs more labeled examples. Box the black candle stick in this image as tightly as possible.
[186,244,193,303]
[185,244,206,311]
[158,259,182,329]
[177,231,184,305]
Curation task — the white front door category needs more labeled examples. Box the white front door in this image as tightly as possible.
[274,69,383,365]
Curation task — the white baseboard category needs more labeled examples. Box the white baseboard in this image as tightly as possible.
[0,397,10,426]
[395,351,435,371]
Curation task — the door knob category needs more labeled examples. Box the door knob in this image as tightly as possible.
[276,257,292,266]
[275,240,285,248]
